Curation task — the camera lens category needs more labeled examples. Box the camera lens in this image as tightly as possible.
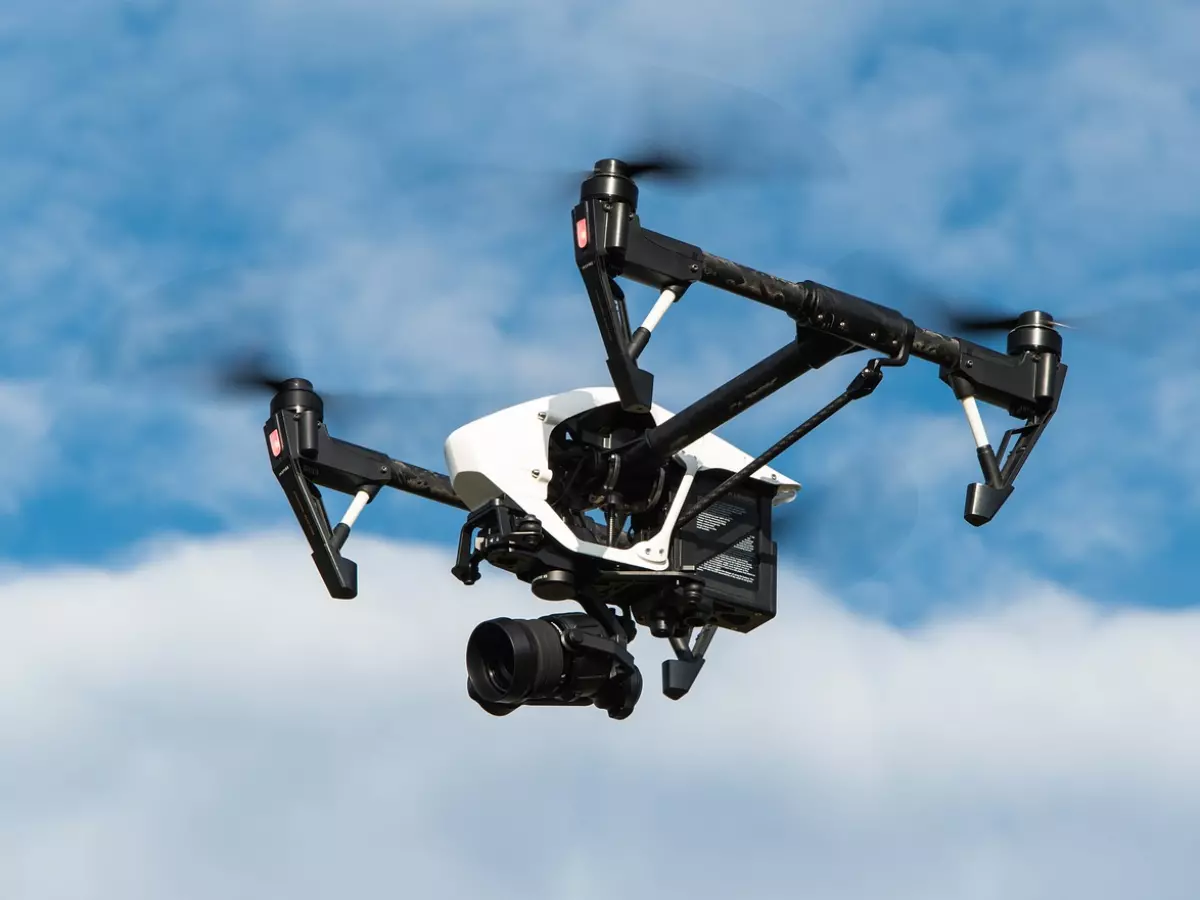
[473,622,517,694]
[465,613,618,711]
[465,617,565,705]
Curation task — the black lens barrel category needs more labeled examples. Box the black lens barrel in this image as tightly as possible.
[465,613,628,714]
[465,617,567,705]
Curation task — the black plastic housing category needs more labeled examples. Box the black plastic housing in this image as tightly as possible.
[264,381,466,600]
[671,469,778,633]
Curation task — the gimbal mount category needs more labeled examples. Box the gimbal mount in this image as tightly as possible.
[259,157,1066,720]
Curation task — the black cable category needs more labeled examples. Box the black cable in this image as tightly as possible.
[676,360,888,529]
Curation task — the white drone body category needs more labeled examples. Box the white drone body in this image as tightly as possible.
[443,386,800,572]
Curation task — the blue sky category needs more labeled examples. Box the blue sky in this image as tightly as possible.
[3,2,1200,898]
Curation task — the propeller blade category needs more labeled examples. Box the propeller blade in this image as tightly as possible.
[941,311,1023,336]
[440,66,845,209]
[825,251,1085,341]
[616,65,844,186]
[621,150,702,181]
[69,268,514,429]
[823,249,1194,352]
[189,343,509,428]
[216,348,290,395]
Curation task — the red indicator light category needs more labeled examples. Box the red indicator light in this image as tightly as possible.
[575,217,588,249]
[269,428,282,458]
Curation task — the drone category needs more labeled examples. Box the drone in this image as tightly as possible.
[258,157,1068,721]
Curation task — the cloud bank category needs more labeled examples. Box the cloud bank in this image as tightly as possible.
[3,533,1197,899]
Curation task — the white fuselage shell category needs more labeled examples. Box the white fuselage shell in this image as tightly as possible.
[443,387,799,572]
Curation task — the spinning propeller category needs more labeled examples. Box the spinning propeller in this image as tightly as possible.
[601,151,700,182]
[425,66,844,213]
[198,344,514,432]
[216,349,294,395]
[825,250,1129,346]
[938,306,1086,337]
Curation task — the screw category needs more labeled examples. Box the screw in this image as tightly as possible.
[966,359,974,367]
[690,263,699,272]
[537,411,547,420]
[531,469,541,478]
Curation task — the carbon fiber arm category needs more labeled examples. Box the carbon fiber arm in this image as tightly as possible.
[264,407,466,599]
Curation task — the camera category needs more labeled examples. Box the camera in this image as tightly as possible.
[465,613,642,719]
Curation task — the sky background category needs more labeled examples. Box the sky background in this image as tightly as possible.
[2,1,1200,898]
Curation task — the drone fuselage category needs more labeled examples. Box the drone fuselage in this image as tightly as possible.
[445,387,798,567]
[444,387,798,636]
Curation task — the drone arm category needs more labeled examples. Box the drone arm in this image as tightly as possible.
[615,222,1069,525]
[386,459,469,510]
[941,343,1068,525]
[617,220,914,353]
[675,350,902,527]
[632,327,853,465]
[677,235,1066,423]
[574,201,657,413]
[574,197,939,411]
[577,175,1065,524]
[622,221,972,371]
[265,409,466,599]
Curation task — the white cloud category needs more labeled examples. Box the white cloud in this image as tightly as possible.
[2,532,1198,899]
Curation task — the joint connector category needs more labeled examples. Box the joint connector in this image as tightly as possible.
[976,445,1003,488]
[846,365,885,400]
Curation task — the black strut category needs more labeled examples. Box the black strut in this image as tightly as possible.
[676,349,908,529]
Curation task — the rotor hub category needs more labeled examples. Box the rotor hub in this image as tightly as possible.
[580,158,639,209]
[269,378,324,418]
[1007,310,1063,357]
